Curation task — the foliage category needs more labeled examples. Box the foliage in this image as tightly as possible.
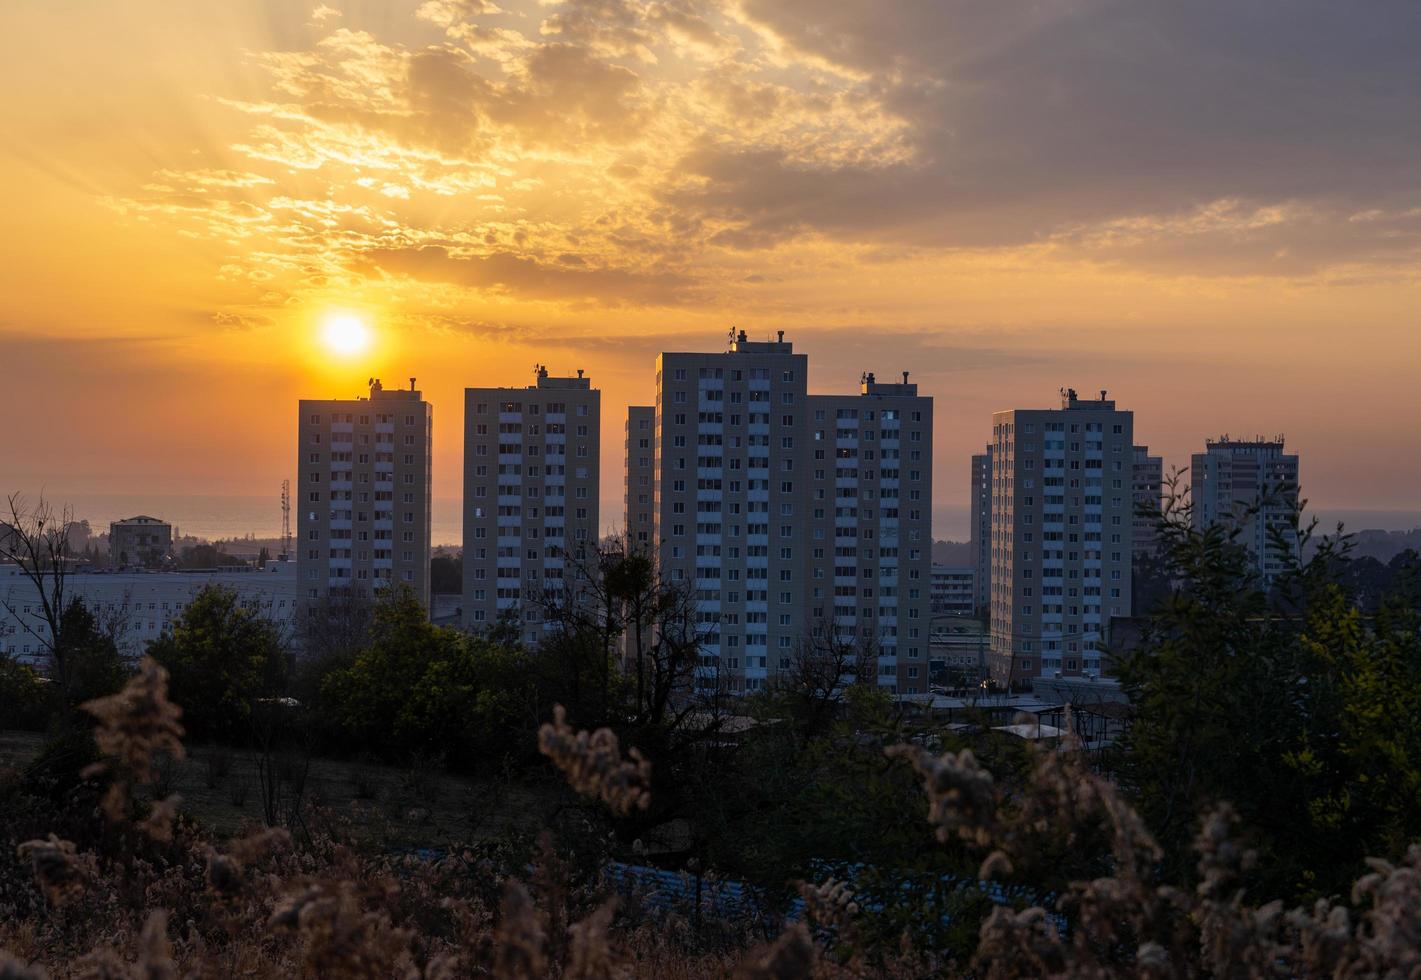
[147,584,287,744]
[53,599,126,710]
[0,655,47,732]
[1115,481,1421,901]
[430,553,462,594]
[319,586,538,770]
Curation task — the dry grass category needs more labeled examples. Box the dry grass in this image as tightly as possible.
[0,729,554,849]
[6,678,1421,979]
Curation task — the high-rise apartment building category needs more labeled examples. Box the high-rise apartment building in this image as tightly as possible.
[970,448,992,613]
[654,332,808,694]
[297,379,432,619]
[649,331,933,695]
[1190,437,1299,585]
[987,389,1134,687]
[462,367,600,643]
[806,374,934,692]
[625,406,655,552]
[1132,445,1163,559]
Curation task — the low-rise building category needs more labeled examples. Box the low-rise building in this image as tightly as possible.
[0,560,299,668]
[109,515,172,568]
[931,564,976,616]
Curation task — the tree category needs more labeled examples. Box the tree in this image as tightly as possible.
[53,599,127,709]
[147,584,287,743]
[429,553,461,594]
[0,652,48,730]
[774,619,876,737]
[320,585,537,769]
[1113,479,1421,900]
[1,493,82,696]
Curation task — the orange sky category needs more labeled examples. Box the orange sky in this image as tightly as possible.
[2,0,1419,537]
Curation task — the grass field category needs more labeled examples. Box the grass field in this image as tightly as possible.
[0,729,556,849]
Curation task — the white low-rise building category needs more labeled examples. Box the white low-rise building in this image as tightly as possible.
[0,560,298,669]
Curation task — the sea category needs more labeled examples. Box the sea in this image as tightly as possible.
[21,492,465,547]
[12,492,1419,550]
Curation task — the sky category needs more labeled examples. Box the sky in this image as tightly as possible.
[2,0,1419,539]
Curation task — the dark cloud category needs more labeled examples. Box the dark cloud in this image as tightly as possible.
[488,43,646,142]
[364,245,693,304]
[684,0,1421,267]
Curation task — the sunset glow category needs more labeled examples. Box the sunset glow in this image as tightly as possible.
[1,0,1419,530]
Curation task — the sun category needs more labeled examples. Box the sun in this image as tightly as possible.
[321,313,372,357]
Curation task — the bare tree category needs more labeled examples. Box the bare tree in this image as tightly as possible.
[1,493,83,692]
[537,533,715,729]
[532,537,623,722]
[776,618,877,735]
[300,592,375,664]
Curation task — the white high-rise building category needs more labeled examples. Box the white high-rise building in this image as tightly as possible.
[1132,445,1163,560]
[647,331,933,695]
[462,367,600,643]
[806,374,934,692]
[625,405,655,553]
[970,448,992,613]
[988,388,1135,687]
[1191,437,1299,586]
[297,379,432,618]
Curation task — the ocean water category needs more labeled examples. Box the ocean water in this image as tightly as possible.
[11,492,1415,550]
[14,491,466,546]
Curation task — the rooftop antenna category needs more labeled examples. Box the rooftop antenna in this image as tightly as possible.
[280,479,291,560]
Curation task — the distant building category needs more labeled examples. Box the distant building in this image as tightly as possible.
[297,378,433,619]
[109,516,172,568]
[0,522,21,560]
[0,561,298,667]
[462,366,601,644]
[1191,436,1300,586]
[1132,446,1163,559]
[988,388,1135,687]
[931,564,976,616]
[970,448,992,613]
[929,617,989,681]
[625,406,655,553]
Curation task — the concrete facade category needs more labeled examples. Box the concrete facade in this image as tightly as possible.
[109,515,172,568]
[647,332,933,695]
[1132,446,1164,559]
[625,405,655,553]
[1191,437,1300,585]
[931,564,976,617]
[970,448,992,613]
[1,561,298,667]
[806,376,934,693]
[988,389,1135,687]
[296,379,432,619]
[462,367,600,644]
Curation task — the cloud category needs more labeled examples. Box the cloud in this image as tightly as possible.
[707,0,1421,268]
[364,244,694,305]
[104,0,1421,343]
